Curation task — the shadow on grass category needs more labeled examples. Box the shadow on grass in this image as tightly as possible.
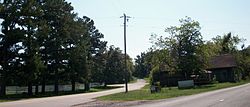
[93,86,123,90]
[174,84,216,90]
[195,85,215,89]
[0,89,89,101]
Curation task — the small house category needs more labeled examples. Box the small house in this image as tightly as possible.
[207,54,237,82]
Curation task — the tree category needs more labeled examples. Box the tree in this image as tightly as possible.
[239,46,250,79]
[212,32,242,54]
[103,46,125,86]
[18,0,45,96]
[134,53,147,78]
[125,54,134,81]
[81,16,107,90]
[150,17,205,79]
[134,50,171,79]
[0,0,109,95]
[66,17,89,92]
[39,0,77,94]
[0,0,29,96]
[166,17,205,79]
[90,51,107,83]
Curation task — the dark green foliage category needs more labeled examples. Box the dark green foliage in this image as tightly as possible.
[0,0,109,96]
[134,53,149,78]
[80,16,107,91]
[81,16,107,56]
[104,46,125,85]
[0,0,43,96]
[212,32,242,54]
[166,17,204,78]
[19,0,45,96]
[235,46,250,79]
[40,0,76,94]
[150,17,205,82]
[91,45,134,86]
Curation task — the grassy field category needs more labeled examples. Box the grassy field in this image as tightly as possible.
[98,80,250,101]
[0,86,122,102]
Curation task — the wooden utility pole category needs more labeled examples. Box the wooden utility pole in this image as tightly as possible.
[120,13,131,93]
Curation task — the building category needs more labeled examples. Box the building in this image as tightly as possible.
[207,54,237,82]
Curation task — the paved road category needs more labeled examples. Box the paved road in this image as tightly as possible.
[0,79,146,107]
[133,83,250,107]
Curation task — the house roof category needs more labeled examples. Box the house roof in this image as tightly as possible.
[207,54,237,70]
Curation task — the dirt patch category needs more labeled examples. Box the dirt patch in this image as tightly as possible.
[72,100,153,107]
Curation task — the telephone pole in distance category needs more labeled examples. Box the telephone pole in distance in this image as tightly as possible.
[120,13,131,93]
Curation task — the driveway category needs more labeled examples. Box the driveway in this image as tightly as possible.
[0,79,147,107]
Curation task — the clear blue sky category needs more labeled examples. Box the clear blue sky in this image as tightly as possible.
[67,0,250,59]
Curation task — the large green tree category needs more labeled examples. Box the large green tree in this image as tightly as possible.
[0,0,35,96]
[167,17,204,78]
[39,0,77,94]
[80,16,107,90]
[104,46,124,86]
[151,17,205,79]
[103,46,133,86]
[18,0,45,96]
[65,17,90,92]
[0,0,132,96]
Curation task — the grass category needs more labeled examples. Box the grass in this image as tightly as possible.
[144,77,150,83]
[0,86,122,102]
[97,80,250,101]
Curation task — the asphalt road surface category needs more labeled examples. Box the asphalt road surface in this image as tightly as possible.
[133,83,250,107]
[0,79,146,107]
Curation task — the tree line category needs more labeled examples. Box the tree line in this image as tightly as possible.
[0,0,133,96]
[134,17,250,84]
[1,0,249,97]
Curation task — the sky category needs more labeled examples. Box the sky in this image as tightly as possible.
[67,0,250,59]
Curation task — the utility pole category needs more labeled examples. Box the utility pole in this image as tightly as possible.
[120,13,131,93]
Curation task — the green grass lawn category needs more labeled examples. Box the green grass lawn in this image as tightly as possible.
[98,80,250,101]
[0,86,122,102]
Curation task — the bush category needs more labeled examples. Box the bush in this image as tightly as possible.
[150,66,183,87]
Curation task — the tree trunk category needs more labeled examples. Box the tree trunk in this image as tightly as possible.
[104,82,107,88]
[35,85,39,95]
[1,56,7,96]
[28,82,33,96]
[54,80,58,95]
[41,77,46,94]
[54,82,58,95]
[84,82,90,91]
[0,82,6,96]
[71,79,75,92]
[54,71,59,95]
[42,53,48,94]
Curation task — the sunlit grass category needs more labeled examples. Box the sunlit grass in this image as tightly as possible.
[98,80,250,101]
